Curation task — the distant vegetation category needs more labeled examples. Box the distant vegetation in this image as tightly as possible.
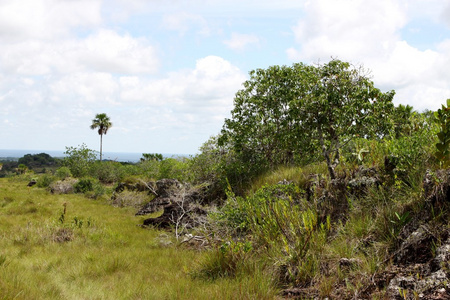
[0,152,61,177]
[2,59,450,299]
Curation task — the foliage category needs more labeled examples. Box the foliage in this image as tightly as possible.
[36,172,56,188]
[90,113,112,162]
[73,177,95,194]
[392,104,415,138]
[90,161,125,183]
[212,183,330,285]
[189,135,241,197]
[137,159,160,179]
[63,144,97,178]
[158,157,191,182]
[17,163,28,174]
[220,64,311,174]
[435,99,450,167]
[296,60,394,179]
[220,59,394,180]
[55,166,72,180]
[141,153,163,162]
[18,153,60,169]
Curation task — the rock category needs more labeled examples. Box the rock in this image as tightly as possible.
[131,179,209,232]
[277,179,292,185]
[135,179,183,215]
[431,238,450,271]
[49,179,78,194]
[382,228,450,299]
[339,258,361,270]
[394,225,436,265]
[27,180,37,187]
[347,173,379,196]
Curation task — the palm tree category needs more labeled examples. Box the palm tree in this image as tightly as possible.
[90,113,112,162]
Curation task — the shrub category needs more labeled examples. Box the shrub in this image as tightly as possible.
[213,183,330,285]
[74,177,94,194]
[55,167,72,180]
[63,144,96,178]
[36,173,56,188]
[90,161,124,184]
[159,157,191,181]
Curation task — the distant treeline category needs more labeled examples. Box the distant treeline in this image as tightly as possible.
[0,153,62,177]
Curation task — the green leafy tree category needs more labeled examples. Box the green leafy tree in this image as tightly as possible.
[141,153,163,162]
[220,64,312,171]
[63,144,97,178]
[221,59,395,179]
[296,60,395,179]
[90,113,112,162]
[18,153,59,169]
[392,104,415,138]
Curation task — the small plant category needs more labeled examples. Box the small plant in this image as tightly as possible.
[36,173,56,188]
[435,99,450,167]
[0,254,6,266]
[58,202,67,224]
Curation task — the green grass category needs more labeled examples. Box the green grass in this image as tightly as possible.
[0,178,277,300]
[248,162,328,195]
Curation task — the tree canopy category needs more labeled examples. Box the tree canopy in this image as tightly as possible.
[90,113,112,162]
[220,59,395,179]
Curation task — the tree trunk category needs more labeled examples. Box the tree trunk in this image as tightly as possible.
[100,133,103,162]
[318,125,337,180]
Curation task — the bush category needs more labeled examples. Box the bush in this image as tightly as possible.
[63,144,97,178]
[36,173,56,188]
[73,177,94,194]
[213,183,330,285]
[159,157,191,181]
[55,167,72,180]
[90,161,124,184]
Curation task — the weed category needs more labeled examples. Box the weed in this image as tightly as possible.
[0,254,6,267]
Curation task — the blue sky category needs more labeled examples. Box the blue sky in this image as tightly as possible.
[1,0,450,155]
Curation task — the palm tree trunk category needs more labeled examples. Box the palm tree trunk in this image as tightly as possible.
[100,133,103,162]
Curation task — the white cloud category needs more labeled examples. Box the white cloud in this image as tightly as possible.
[223,33,260,51]
[0,30,159,76]
[0,0,102,40]
[288,0,450,111]
[50,72,120,104]
[119,55,245,117]
[290,0,406,62]
[79,30,160,74]
[0,54,245,152]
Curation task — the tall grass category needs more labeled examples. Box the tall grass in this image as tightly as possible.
[0,178,276,299]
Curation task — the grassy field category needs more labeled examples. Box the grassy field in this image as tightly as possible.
[0,177,277,300]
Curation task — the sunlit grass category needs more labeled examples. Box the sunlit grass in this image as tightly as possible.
[0,178,277,299]
[248,162,328,195]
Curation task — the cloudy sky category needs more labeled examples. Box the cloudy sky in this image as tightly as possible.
[1,0,450,155]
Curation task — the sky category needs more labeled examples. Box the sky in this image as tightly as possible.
[1,0,450,155]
